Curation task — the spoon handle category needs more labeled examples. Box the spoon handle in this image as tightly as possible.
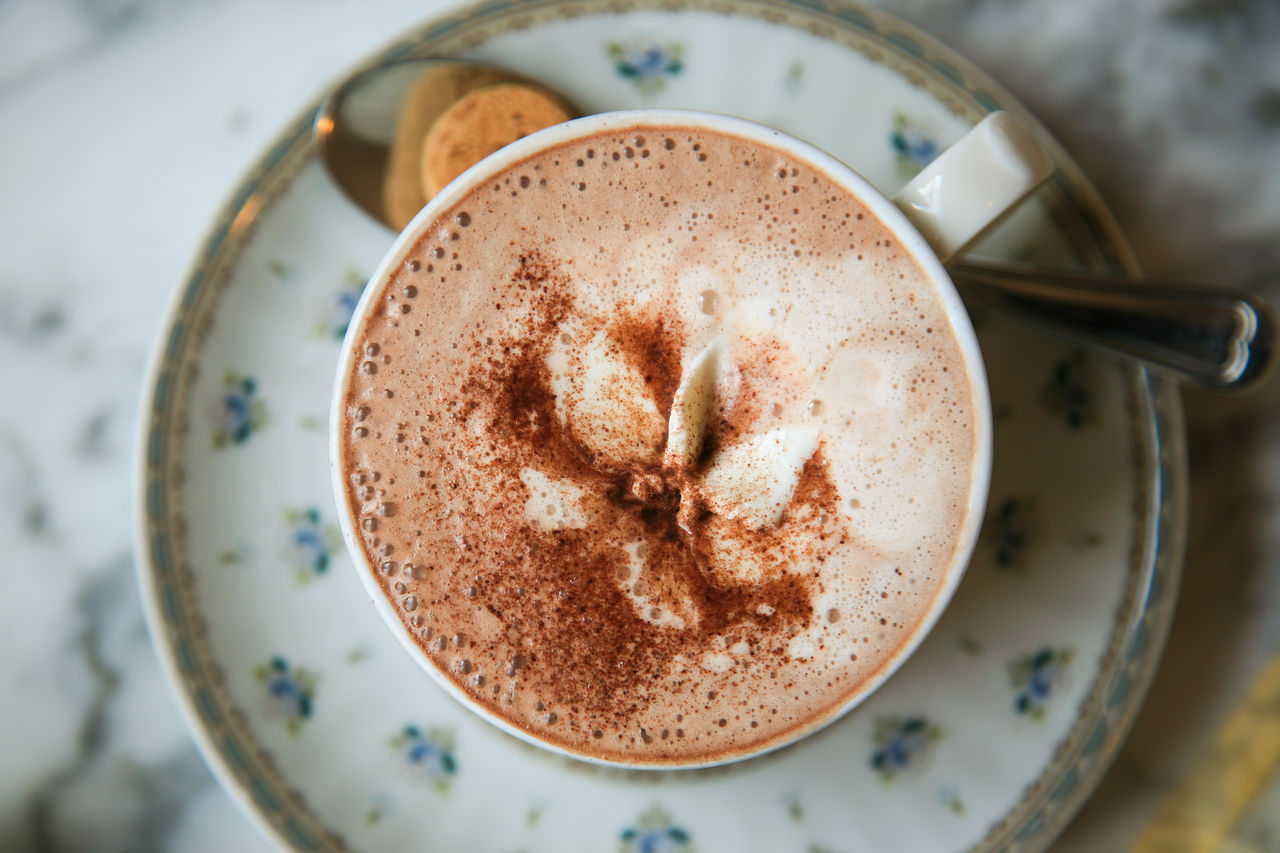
[949,261,1277,391]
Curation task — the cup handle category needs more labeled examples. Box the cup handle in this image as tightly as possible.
[891,111,1054,265]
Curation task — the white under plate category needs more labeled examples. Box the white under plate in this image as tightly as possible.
[135,1,1187,850]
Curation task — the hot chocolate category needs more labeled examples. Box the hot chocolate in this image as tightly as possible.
[337,120,985,766]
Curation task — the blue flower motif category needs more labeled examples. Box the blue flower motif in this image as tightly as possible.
[213,371,267,449]
[329,288,362,338]
[783,62,805,95]
[254,656,317,734]
[986,496,1034,570]
[618,805,694,853]
[320,268,368,339]
[282,507,341,582]
[292,523,322,561]
[1041,351,1095,428]
[891,112,941,179]
[390,725,457,793]
[870,716,945,784]
[1009,647,1074,720]
[606,39,685,97]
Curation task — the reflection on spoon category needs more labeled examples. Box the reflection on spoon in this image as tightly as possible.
[313,58,1276,391]
[950,260,1274,391]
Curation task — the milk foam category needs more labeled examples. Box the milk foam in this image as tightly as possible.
[339,125,981,765]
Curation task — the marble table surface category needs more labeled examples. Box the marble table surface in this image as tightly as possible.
[2,0,1277,850]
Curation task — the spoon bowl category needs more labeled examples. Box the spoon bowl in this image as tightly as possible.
[315,59,568,229]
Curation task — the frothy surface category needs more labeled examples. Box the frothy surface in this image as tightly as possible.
[338,125,981,765]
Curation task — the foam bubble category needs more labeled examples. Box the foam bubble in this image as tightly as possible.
[519,468,588,531]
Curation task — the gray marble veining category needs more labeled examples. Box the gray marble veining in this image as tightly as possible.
[1,0,1276,851]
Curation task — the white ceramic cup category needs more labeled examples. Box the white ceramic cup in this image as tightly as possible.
[331,108,1052,768]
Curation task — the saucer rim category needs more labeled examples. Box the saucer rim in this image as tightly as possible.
[132,0,1187,849]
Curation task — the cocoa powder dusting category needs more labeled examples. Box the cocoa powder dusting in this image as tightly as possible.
[610,314,685,422]
[787,449,841,521]
[451,251,824,721]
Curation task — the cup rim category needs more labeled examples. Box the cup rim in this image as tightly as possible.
[329,107,993,770]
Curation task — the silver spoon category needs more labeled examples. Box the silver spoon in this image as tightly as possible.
[314,58,1275,391]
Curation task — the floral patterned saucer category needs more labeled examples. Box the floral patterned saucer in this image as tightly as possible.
[135,1,1186,850]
